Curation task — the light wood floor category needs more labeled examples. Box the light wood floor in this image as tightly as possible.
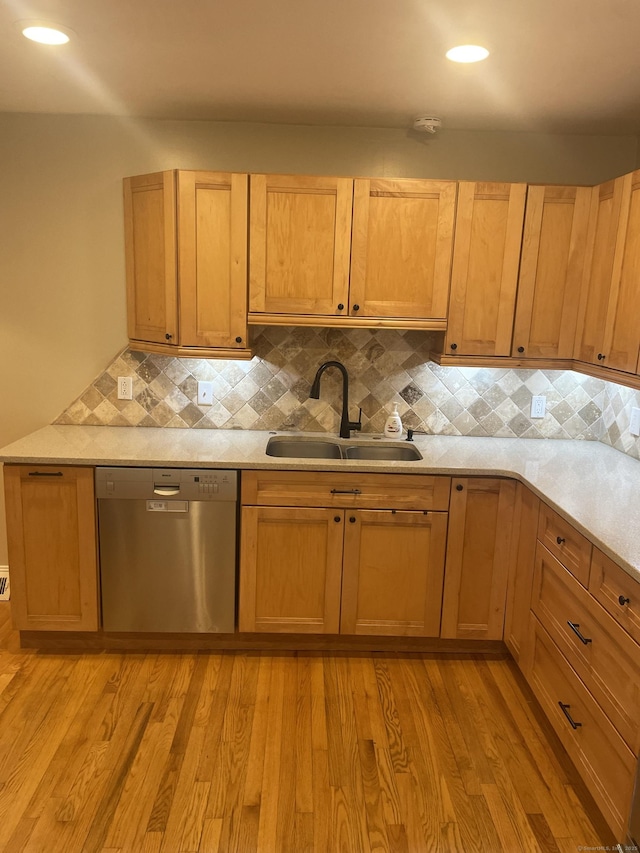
[0,603,614,852]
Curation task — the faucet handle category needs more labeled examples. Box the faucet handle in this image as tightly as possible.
[350,407,363,432]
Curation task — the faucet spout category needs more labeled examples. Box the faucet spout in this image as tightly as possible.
[309,360,362,439]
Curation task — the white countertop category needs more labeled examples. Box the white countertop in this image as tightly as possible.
[1,425,639,583]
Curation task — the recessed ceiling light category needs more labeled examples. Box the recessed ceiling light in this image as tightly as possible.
[446,45,489,63]
[19,22,72,45]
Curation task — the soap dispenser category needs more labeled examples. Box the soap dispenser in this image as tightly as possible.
[384,404,403,440]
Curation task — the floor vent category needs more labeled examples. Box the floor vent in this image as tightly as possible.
[0,571,9,601]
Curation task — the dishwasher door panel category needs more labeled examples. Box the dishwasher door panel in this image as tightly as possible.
[98,498,236,632]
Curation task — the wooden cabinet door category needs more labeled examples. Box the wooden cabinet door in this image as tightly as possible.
[123,171,178,346]
[575,176,629,365]
[349,178,455,322]
[446,182,526,356]
[512,185,592,359]
[4,465,99,631]
[249,174,352,317]
[601,169,640,373]
[340,510,447,636]
[441,477,516,640]
[504,483,540,664]
[177,171,249,350]
[239,506,344,633]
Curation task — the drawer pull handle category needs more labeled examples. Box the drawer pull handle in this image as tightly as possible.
[28,471,63,477]
[558,702,582,729]
[556,536,566,545]
[567,621,592,645]
[618,595,630,606]
[330,489,361,495]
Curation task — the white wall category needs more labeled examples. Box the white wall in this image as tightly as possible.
[0,112,638,563]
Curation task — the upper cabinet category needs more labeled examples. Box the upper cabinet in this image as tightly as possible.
[248,174,352,319]
[575,170,640,375]
[512,185,592,361]
[248,174,456,328]
[445,182,527,357]
[124,170,252,359]
[349,179,455,324]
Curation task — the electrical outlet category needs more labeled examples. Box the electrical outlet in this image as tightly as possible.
[197,380,214,406]
[117,376,133,400]
[530,395,546,418]
[630,407,640,437]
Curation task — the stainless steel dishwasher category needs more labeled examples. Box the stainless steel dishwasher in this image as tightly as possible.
[95,467,237,632]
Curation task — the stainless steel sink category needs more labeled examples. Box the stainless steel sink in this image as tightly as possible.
[265,436,342,459]
[344,443,423,461]
[265,435,423,461]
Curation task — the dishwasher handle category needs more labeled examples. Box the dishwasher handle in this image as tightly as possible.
[153,485,181,496]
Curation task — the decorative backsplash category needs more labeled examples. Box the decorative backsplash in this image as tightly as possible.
[55,326,640,460]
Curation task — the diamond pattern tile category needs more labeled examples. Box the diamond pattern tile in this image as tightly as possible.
[53,327,640,460]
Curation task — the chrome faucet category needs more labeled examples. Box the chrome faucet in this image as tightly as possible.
[309,360,362,439]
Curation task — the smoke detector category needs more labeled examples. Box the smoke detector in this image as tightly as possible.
[413,116,442,134]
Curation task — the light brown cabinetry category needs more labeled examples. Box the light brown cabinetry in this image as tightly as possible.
[519,500,640,840]
[3,465,99,631]
[525,615,636,840]
[504,482,540,662]
[340,509,448,636]
[575,171,640,374]
[441,477,516,639]
[511,185,592,360]
[124,169,251,358]
[248,175,455,328]
[444,182,527,357]
[239,471,451,636]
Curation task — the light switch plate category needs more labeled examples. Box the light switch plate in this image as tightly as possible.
[197,381,214,406]
[630,407,640,437]
[530,395,546,418]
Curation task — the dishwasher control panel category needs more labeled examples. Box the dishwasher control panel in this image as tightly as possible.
[95,467,238,501]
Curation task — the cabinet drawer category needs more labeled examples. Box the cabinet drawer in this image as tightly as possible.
[241,471,451,510]
[525,615,636,840]
[537,502,592,586]
[532,543,640,754]
[590,548,640,645]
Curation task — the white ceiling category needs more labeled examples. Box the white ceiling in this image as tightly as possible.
[1,0,640,135]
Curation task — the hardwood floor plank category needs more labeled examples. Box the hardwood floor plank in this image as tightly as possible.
[372,656,410,773]
[255,654,285,852]
[481,781,543,853]
[197,818,223,853]
[241,654,271,807]
[295,653,314,815]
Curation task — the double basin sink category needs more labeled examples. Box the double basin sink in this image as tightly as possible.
[265,435,423,461]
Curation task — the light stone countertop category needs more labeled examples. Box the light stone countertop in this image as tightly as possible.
[1,425,639,584]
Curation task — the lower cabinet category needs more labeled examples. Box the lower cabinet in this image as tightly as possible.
[441,477,516,640]
[516,498,640,841]
[339,509,448,636]
[3,464,99,631]
[239,470,451,636]
[239,505,344,633]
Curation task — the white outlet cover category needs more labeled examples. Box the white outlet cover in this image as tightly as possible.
[117,376,133,400]
[630,407,640,437]
[197,380,214,406]
[530,395,546,419]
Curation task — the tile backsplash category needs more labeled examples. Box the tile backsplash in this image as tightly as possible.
[55,326,640,461]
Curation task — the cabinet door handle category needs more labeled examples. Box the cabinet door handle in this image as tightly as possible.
[456,484,463,491]
[333,516,341,523]
[597,352,606,361]
[556,536,566,545]
[330,488,361,495]
[352,304,360,312]
[558,702,582,729]
[567,621,592,645]
[337,303,344,310]
[517,346,525,353]
[28,471,63,477]
[618,595,630,606]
